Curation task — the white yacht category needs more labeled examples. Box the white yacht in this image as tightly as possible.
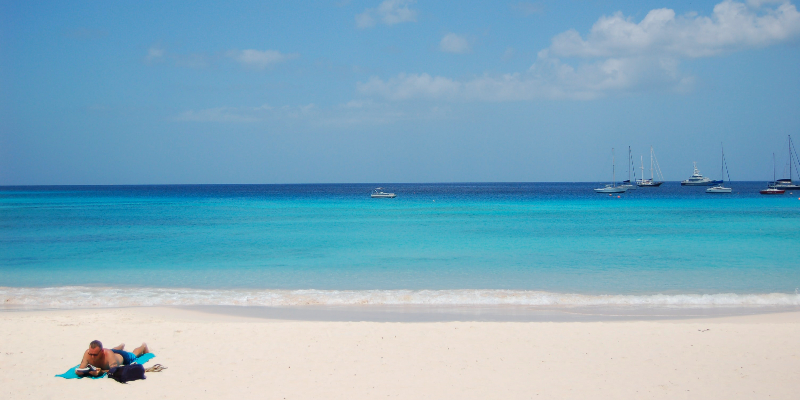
[681,162,721,186]
[370,188,396,198]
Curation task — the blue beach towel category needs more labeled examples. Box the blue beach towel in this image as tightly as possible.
[55,353,156,379]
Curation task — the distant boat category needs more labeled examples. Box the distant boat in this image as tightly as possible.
[371,188,396,198]
[706,144,732,194]
[637,146,664,187]
[595,148,628,193]
[682,162,722,186]
[761,153,785,195]
[619,146,637,191]
[771,135,800,190]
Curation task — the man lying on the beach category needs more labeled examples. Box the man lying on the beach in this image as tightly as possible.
[76,340,149,377]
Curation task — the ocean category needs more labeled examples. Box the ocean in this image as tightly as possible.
[1,182,799,309]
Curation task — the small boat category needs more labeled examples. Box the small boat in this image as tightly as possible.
[761,187,785,195]
[595,148,628,193]
[682,162,722,186]
[761,153,786,195]
[637,146,664,187]
[706,144,732,194]
[770,135,800,190]
[619,146,637,191]
[371,188,396,198]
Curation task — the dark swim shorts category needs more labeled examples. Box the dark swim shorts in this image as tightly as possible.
[111,349,136,365]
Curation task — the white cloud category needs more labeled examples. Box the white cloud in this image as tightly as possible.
[440,33,470,53]
[357,73,462,100]
[357,1,800,101]
[356,0,417,28]
[228,49,299,69]
[550,0,800,58]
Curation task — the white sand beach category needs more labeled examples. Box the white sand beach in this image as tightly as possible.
[2,307,799,399]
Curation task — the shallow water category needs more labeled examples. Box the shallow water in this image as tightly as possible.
[1,183,799,308]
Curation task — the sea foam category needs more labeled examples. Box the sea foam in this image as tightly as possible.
[2,287,800,309]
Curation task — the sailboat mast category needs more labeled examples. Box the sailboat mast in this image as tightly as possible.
[773,153,776,182]
[612,148,616,187]
[650,146,654,180]
[628,146,632,182]
[641,155,644,183]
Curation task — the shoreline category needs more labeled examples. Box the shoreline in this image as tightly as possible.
[4,303,800,322]
[4,286,800,310]
[2,306,799,399]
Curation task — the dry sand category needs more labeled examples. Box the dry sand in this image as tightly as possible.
[1,307,799,399]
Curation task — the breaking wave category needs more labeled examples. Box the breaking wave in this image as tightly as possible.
[3,287,800,309]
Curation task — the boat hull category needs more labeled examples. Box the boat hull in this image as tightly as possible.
[682,180,722,186]
[637,181,663,187]
[706,186,732,193]
[594,187,627,193]
[760,188,785,195]
[371,194,396,198]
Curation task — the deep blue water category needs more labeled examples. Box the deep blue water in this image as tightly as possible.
[1,183,799,307]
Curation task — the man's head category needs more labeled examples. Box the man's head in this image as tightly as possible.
[88,340,103,357]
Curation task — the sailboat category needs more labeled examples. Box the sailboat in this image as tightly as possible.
[771,135,800,190]
[761,153,785,195]
[706,144,732,193]
[619,146,637,190]
[594,148,628,193]
[636,146,664,187]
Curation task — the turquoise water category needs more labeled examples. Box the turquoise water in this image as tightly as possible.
[1,183,799,307]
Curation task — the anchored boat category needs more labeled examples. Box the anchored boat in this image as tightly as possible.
[595,148,628,193]
[706,144,732,194]
[370,188,396,198]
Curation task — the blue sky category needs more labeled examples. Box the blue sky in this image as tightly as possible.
[2,0,800,184]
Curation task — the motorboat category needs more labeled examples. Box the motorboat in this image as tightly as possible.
[682,162,721,186]
[760,187,785,195]
[371,188,396,198]
[706,185,732,193]
[595,148,628,193]
[637,146,664,187]
[706,144,732,194]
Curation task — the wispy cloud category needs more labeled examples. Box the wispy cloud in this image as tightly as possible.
[356,0,418,28]
[142,45,210,68]
[145,46,165,63]
[172,101,445,127]
[227,49,299,69]
[173,104,316,123]
[144,46,298,70]
[357,1,800,101]
[511,2,544,16]
[439,33,470,53]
